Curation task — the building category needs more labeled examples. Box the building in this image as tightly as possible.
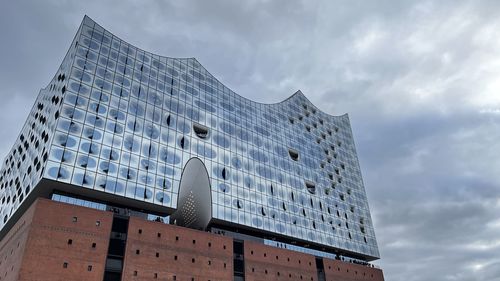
[0,16,384,281]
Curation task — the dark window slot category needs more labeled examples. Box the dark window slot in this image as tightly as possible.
[193,123,209,139]
[288,148,299,161]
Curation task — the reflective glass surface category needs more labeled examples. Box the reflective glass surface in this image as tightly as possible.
[0,16,379,259]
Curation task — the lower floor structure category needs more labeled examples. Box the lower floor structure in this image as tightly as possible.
[0,198,384,281]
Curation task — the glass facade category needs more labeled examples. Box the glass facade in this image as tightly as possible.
[0,16,379,260]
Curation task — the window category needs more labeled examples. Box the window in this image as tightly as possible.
[192,239,196,244]
[179,137,186,149]
[156,252,159,258]
[67,239,73,245]
[193,123,209,139]
[87,265,92,271]
[92,243,96,248]
[72,216,77,222]
[138,229,142,234]
[136,249,140,255]
[208,242,211,247]
[305,181,316,194]
[157,232,161,238]
[63,262,68,268]
[134,271,138,276]
[154,273,158,279]
[174,255,178,260]
[95,220,100,226]
[288,148,299,161]
[176,236,179,241]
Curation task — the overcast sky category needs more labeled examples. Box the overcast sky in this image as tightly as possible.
[1,1,500,280]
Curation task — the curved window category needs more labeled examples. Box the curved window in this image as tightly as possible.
[222,168,228,180]
[193,123,209,139]
[288,148,299,161]
[305,181,316,194]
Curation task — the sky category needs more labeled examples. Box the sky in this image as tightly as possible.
[1,1,500,280]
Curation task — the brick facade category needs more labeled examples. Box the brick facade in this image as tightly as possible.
[0,199,384,281]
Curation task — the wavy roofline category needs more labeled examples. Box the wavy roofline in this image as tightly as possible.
[84,15,348,119]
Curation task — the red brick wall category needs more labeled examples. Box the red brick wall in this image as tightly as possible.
[18,198,113,281]
[122,217,234,281]
[323,259,384,281]
[0,198,385,281]
[243,240,318,281]
[0,200,36,281]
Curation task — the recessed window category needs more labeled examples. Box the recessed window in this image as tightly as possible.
[222,168,228,180]
[72,216,77,222]
[305,181,316,194]
[134,271,138,276]
[138,229,142,234]
[288,149,299,161]
[179,136,186,149]
[63,262,68,268]
[174,255,178,260]
[96,220,101,226]
[157,232,161,238]
[193,123,209,139]
[166,115,171,126]
[136,249,140,255]
[156,252,159,258]
[92,243,96,248]
[87,265,92,271]
[67,239,73,245]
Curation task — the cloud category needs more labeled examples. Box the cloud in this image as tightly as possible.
[0,1,499,280]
